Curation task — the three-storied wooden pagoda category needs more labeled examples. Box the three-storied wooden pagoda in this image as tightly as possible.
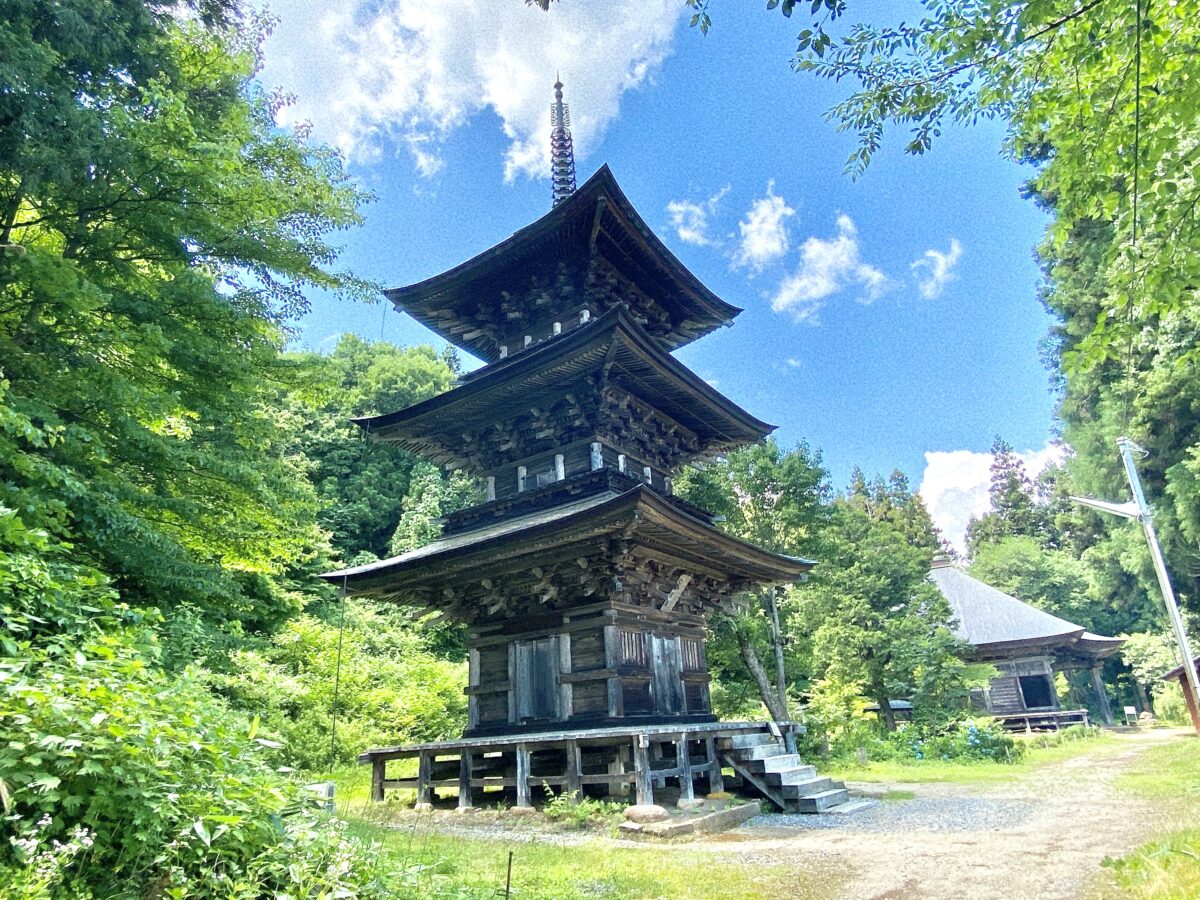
[323,84,843,813]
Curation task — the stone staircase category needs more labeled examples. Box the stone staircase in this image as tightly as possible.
[717,731,872,815]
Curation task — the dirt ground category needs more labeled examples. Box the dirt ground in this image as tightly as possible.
[685,728,1191,899]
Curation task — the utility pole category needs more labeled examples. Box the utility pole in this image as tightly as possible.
[765,587,796,753]
[1072,437,1200,735]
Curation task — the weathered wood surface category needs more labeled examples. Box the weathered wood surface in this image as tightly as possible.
[363,722,780,806]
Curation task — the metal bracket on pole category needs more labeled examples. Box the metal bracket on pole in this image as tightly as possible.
[1074,437,1200,735]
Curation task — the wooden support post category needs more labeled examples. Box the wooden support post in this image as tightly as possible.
[676,735,694,801]
[371,757,386,802]
[458,753,474,809]
[1179,673,1200,735]
[633,735,653,806]
[566,741,582,799]
[416,752,432,807]
[1090,665,1115,726]
[515,743,531,808]
[705,737,724,794]
[486,476,496,502]
[607,745,629,799]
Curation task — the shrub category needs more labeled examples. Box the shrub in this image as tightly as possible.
[912,717,1023,762]
[0,630,418,898]
[541,791,625,829]
[211,599,467,770]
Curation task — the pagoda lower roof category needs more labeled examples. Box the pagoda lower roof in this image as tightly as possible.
[352,306,774,467]
[319,484,813,606]
[385,165,741,362]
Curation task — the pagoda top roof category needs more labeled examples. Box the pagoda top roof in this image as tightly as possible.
[352,306,774,467]
[320,483,814,617]
[385,165,741,362]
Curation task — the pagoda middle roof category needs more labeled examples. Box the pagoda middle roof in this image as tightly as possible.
[385,165,741,363]
[352,306,774,467]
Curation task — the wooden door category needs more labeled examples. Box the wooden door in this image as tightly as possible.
[649,634,685,715]
[513,637,561,722]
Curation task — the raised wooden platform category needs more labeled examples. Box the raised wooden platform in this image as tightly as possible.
[994,708,1090,732]
[359,721,799,810]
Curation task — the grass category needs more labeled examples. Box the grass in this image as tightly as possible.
[1097,734,1200,898]
[344,819,827,899]
[821,728,1121,785]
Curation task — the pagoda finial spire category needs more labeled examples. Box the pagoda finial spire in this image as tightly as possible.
[550,76,577,208]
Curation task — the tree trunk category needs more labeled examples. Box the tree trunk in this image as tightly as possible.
[877,695,897,732]
[734,623,788,723]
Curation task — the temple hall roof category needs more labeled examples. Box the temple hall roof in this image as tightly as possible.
[928,561,1123,662]
[385,165,741,362]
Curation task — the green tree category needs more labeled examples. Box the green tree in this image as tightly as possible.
[675,439,830,721]
[966,438,1050,555]
[285,336,456,561]
[795,477,967,732]
[1,4,369,635]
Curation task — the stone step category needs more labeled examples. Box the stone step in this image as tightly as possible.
[822,800,875,816]
[793,788,850,813]
[718,732,776,751]
[743,754,808,774]
[778,776,836,798]
[764,767,822,787]
[729,742,788,761]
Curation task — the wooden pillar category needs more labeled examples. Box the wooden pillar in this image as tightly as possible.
[485,476,496,502]
[1090,665,1115,726]
[1179,673,1200,735]
[633,735,653,806]
[705,737,724,794]
[566,741,582,799]
[458,753,474,809]
[371,757,386,802]
[416,752,432,806]
[607,745,629,799]
[515,743,531,808]
[676,735,694,801]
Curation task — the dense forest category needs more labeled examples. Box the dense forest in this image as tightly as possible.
[3,0,1198,897]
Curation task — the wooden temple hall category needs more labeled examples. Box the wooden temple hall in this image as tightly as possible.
[320,82,832,813]
[928,558,1124,731]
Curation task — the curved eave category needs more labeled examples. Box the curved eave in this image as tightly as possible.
[319,485,812,597]
[385,165,741,360]
[352,307,773,462]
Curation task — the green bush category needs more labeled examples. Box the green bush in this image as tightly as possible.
[211,599,467,770]
[0,631,421,898]
[916,717,1023,762]
[541,791,626,830]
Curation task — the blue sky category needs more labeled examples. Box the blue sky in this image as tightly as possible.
[259,0,1062,550]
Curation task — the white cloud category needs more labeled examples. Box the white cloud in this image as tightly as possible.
[911,238,963,299]
[919,443,1065,553]
[786,357,802,368]
[258,0,682,179]
[733,181,796,271]
[769,214,889,324]
[665,185,730,247]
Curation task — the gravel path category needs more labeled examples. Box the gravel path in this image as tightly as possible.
[680,728,1189,899]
